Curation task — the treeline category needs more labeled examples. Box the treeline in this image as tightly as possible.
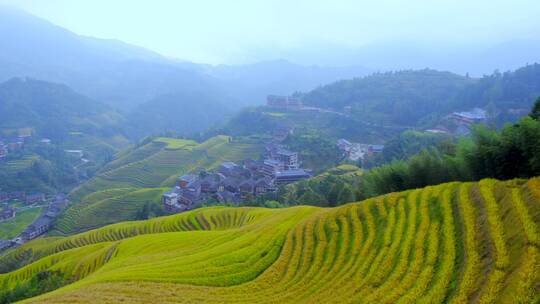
[0,270,68,304]
[282,130,343,172]
[303,64,540,127]
[247,165,363,208]
[360,98,540,198]
[364,130,452,168]
[0,143,79,193]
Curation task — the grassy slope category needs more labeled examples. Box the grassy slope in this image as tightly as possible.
[54,136,263,235]
[0,177,538,303]
[70,135,261,200]
[0,154,39,175]
[0,207,42,239]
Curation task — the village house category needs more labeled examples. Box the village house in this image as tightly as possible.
[262,159,281,177]
[0,142,8,158]
[0,207,16,222]
[178,174,198,188]
[446,108,488,135]
[368,144,385,154]
[266,95,303,110]
[266,144,300,170]
[7,141,23,152]
[275,149,299,170]
[239,180,255,198]
[8,191,26,201]
[337,139,382,162]
[0,240,13,251]
[25,193,46,205]
[255,177,275,194]
[450,108,487,125]
[0,192,8,202]
[219,162,241,176]
[162,188,181,212]
[21,215,53,240]
[275,169,311,185]
[337,139,352,152]
[64,149,84,158]
[162,142,310,213]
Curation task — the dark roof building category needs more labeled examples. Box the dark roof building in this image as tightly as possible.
[275,169,311,185]
[262,159,281,177]
[25,193,46,204]
[178,174,198,188]
[219,162,240,176]
[0,207,16,221]
[22,215,53,240]
[368,145,385,154]
[0,240,13,251]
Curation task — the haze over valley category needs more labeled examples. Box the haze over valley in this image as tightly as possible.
[0,1,539,303]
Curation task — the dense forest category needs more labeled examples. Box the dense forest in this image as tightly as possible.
[359,97,540,198]
[303,64,540,127]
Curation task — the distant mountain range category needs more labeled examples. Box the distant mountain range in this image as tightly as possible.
[0,77,123,141]
[2,6,539,140]
[0,7,370,113]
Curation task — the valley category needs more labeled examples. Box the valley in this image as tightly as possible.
[0,3,539,303]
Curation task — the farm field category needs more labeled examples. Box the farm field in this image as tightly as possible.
[69,135,262,200]
[52,187,168,235]
[0,177,539,303]
[0,207,42,239]
[56,135,263,235]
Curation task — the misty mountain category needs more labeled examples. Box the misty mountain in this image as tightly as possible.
[0,7,221,111]
[206,59,370,106]
[278,40,540,76]
[0,77,123,140]
[127,89,232,138]
[0,7,370,113]
[303,64,540,126]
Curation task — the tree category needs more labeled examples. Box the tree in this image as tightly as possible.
[530,96,540,120]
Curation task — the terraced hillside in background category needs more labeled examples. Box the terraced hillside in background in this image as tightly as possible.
[1,177,539,303]
[54,136,263,235]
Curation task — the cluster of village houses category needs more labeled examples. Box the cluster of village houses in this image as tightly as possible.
[162,143,311,212]
[0,135,28,159]
[0,193,69,251]
[425,108,488,136]
[337,139,384,162]
[0,133,54,160]
[337,108,493,163]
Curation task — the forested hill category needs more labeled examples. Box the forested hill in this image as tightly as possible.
[126,89,233,138]
[0,77,123,141]
[303,64,540,126]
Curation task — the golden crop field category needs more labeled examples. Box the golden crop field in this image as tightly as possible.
[1,177,539,303]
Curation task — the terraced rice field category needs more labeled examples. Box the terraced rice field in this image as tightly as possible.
[57,136,263,234]
[69,135,263,200]
[0,154,39,175]
[0,207,42,239]
[1,177,539,303]
[53,188,168,235]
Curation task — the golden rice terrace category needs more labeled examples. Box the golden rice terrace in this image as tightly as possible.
[1,178,539,303]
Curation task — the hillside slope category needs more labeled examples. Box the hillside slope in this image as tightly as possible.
[55,136,263,234]
[126,90,233,138]
[303,64,540,127]
[0,78,124,140]
[1,177,539,303]
[69,136,262,199]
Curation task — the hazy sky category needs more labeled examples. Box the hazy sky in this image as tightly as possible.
[2,0,540,64]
